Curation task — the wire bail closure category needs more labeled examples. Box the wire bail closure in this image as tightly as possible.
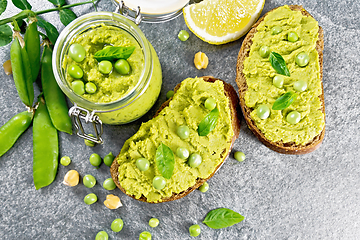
[69,104,104,144]
[115,0,142,25]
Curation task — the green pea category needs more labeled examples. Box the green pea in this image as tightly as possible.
[60,156,71,166]
[68,43,86,62]
[178,30,190,41]
[256,104,270,119]
[189,224,201,237]
[98,60,112,74]
[95,231,108,240]
[259,45,270,58]
[84,193,97,205]
[177,125,190,139]
[149,218,159,228]
[136,158,150,171]
[68,64,83,79]
[273,75,284,88]
[271,26,282,35]
[198,182,209,193]
[293,80,307,92]
[153,176,166,190]
[111,218,123,232]
[188,153,202,168]
[89,153,102,167]
[83,174,96,188]
[295,52,309,67]
[287,32,299,42]
[286,111,301,124]
[166,90,174,99]
[85,82,97,94]
[114,59,131,75]
[84,134,96,147]
[103,178,116,190]
[176,147,189,160]
[71,80,85,95]
[204,97,216,110]
[234,151,245,162]
[139,231,152,240]
[103,152,115,167]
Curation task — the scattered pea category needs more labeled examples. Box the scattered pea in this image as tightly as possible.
[95,231,108,240]
[85,82,97,94]
[204,97,216,110]
[149,218,159,228]
[84,134,96,147]
[256,104,270,119]
[166,90,174,99]
[98,60,112,74]
[234,151,246,162]
[259,45,270,58]
[83,174,96,188]
[189,224,201,237]
[69,43,86,62]
[60,156,71,166]
[153,176,166,190]
[176,147,189,159]
[84,193,97,205]
[286,111,301,124]
[198,182,209,193]
[103,152,115,167]
[114,59,131,75]
[71,80,85,95]
[89,153,102,167]
[136,158,150,171]
[139,231,152,240]
[178,30,190,41]
[177,125,190,139]
[103,178,116,190]
[68,64,83,79]
[273,75,284,88]
[271,26,282,35]
[188,153,202,168]
[111,218,124,232]
[295,52,309,67]
[293,80,307,92]
[287,32,299,42]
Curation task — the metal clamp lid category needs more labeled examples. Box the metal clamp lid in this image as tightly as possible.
[115,0,142,25]
[69,104,104,144]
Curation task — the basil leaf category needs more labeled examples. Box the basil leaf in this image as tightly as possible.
[12,0,31,10]
[203,208,245,229]
[94,46,135,62]
[198,108,219,136]
[59,9,77,26]
[269,51,290,77]
[272,91,297,110]
[0,24,12,47]
[47,0,65,7]
[36,16,59,45]
[155,143,174,179]
[0,0,7,16]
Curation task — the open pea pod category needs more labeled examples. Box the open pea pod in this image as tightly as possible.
[33,99,58,190]
[24,20,40,82]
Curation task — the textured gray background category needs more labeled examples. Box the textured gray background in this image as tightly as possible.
[0,0,359,239]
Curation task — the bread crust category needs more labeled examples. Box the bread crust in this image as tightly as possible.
[110,76,240,203]
[236,5,325,154]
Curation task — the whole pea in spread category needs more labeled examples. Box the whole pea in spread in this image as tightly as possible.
[116,77,233,203]
[243,5,325,145]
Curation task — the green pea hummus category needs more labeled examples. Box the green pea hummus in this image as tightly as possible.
[116,77,233,203]
[243,5,325,145]
[63,24,144,103]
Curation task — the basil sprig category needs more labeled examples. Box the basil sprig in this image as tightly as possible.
[155,143,174,179]
[94,46,135,62]
[272,91,297,110]
[198,108,219,136]
[203,208,245,229]
[269,51,290,77]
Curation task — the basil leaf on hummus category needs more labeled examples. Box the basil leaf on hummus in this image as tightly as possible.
[269,51,290,76]
[203,208,244,229]
[198,108,219,136]
[155,143,174,179]
[94,46,135,62]
[272,91,297,110]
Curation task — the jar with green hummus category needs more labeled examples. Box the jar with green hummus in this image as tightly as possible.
[53,12,162,142]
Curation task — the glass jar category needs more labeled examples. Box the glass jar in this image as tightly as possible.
[52,11,162,143]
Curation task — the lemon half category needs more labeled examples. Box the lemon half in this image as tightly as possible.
[183,0,265,45]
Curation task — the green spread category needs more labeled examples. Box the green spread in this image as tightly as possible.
[243,5,325,145]
[116,77,233,203]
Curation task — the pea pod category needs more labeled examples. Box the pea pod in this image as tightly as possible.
[33,99,58,190]
[41,45,72,134]
[24,20,40,82]
[0,111,33,157]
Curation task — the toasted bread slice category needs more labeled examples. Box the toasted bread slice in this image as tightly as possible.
[236,5,325,154]
[110,76,240,203]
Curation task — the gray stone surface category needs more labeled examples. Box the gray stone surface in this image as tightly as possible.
[0,0,359,239]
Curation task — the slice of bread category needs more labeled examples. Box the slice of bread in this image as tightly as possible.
[110,76,240,203]
[236,5,325,154]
